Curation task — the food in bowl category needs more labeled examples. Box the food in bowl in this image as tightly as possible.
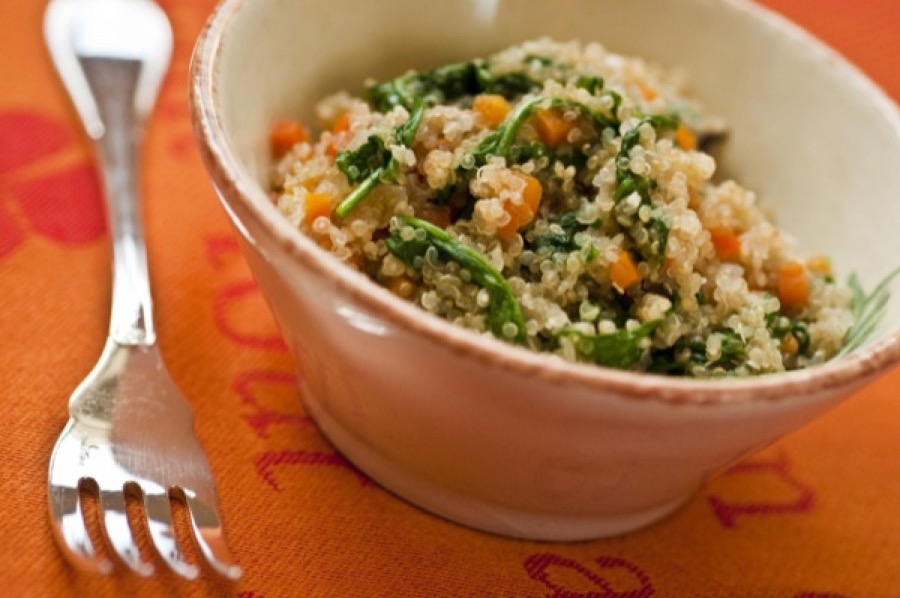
[269,38,858,377]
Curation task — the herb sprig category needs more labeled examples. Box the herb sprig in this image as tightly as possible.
[366,61,541,112]
[386,215,527,343]
[531,211,589,253]
[334,101,426,218]
[470,96,619,168]
[614,115,679,203]
[558,321,659,369]
[838,267,900,357]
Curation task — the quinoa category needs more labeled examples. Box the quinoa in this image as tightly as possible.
[269,38,855,377]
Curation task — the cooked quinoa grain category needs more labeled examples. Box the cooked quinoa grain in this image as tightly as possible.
[270,39,854,377]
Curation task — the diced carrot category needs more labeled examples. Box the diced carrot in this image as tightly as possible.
[418,204,452,229]
[332,112,351,135]
[674,124,698,151]
[496,215,521,242]
[609,250,642,292]
[777,262,810,309]
[304,192,333,226]
[472,94,511,128]
[638,82,658,102]
[709,228,742,261]
[781,333,800,356]
[270,120,308,157]
[387,275,415,298]
[533,108,576,148]
[497,174,543,241]
[807,256,832,277]
[323,113,353,159]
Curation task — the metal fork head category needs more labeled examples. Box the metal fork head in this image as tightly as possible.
[48,341,242,579]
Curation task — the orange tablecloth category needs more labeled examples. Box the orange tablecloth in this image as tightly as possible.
[2,1,900,596]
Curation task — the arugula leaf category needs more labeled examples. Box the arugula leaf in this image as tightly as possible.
[574,76,621,119]
[508,141,588,171]
[649,339,707,375]
[576,75,604,94]
[335,101,426,218]
[548,97,618,132]
[472,96,545,165]
[766,312,811,356]
[524,54,554,67]
[335,134,389,184]
[646,209,670,263]
[508,141,554,163]
[396,100,426,146]
[366,62,540,112]
[471,96,618,168]
[367,65,470,112]
[558,321,659,369]
[386,215,527,343]
[476,65,541,98]
[531,211,589,253]
[649,329,745,375]
[615,114,679,203]
[715,330,746,369]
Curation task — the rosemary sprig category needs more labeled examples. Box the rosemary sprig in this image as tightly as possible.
[838,266,900,357]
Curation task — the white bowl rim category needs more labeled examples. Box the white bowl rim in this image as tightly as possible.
[189,0,900,406]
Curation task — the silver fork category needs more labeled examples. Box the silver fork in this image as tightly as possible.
[44,0,241,580]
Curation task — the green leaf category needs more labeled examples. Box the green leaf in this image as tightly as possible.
[547,97,618,131]
[531,211,589,253]
[335,102,426,218]
[839,267,900,357]
[366,72,420,112]
[336,134,390,184]
[334,172,383,219]
[648,329,745,375]
[715,330,746,368]
[478,68,540,98]
[524,54,554,67]
[386,215,527,343]
[614,115,679,204]
[508,141,554,163]
[576,75,604,94]
[366,61,540,113]
[559,321,659,369]
[396,100,426,146]
[471,96,619,168]
[647,209,670,263]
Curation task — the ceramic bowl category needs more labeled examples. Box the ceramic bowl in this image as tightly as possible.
[190,0,900,540]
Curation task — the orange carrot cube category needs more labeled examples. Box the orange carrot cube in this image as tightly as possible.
[777,263,810,309]
[533,108,576,148]
[473,94,511,128]
[675,124,698,151]
[270,120,308,157]
[610,250,642,292]
[709,228,742,261]
[304,192,333,226]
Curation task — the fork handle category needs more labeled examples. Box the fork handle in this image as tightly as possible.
[81,57,156,347]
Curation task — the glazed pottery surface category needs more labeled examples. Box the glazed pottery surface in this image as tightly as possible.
[191,0,900,539]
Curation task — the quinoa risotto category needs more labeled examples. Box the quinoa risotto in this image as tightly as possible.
[269,39,859,377]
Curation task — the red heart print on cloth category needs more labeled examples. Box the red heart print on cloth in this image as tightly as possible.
[0,109,104,259]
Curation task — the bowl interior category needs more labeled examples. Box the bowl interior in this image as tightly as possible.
[209,0,900,352]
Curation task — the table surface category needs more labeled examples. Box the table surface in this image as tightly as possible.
[2,1,900,596]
